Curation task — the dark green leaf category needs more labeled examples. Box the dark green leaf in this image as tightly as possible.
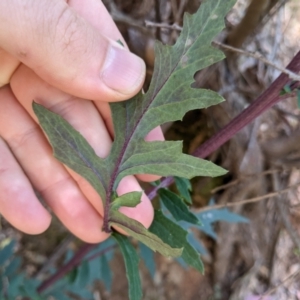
[159,189,199,224]
[112,233,142,300]
[111,192,142,210]
[110,210,182,257]
[7,273,26,298]
[297,89,300,108]
[73,260,90,288]
[174,177,192,204]
[150,210,204,273]
[19,279,40,298]
[87,255,101,282]
[4,257,21,277]
[100,255,112,292]
[0,240,15,265]
[68,268,78,284]
[138,243,156,278]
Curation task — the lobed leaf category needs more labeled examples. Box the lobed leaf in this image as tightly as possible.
[33,103,107,201]
[34,0,233,228]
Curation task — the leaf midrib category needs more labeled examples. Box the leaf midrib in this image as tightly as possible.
[106,1,219,210]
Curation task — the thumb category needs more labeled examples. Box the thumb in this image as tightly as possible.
[0,0,145,101]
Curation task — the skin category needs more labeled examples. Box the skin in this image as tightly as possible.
[0,0,163,243]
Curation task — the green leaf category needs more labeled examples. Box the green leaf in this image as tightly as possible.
[112,233,142,300]
[73,260,90,288]
[4,257,21,277]
[150,210,204,273]
[100,255,113,292]
[116,39,124,47]
[138,243,156,278]
[32,102,107,201]
[159,189,199,224]
[297,89,300,109]
[111,191,142,210]
[174,177,193,204]
[110,210,182,257]
[0,240,15,265]
[33,0,232,228]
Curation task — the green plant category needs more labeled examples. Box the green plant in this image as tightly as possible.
[32,0,235,299]
[0,190,248,300]
[2,0,300,298]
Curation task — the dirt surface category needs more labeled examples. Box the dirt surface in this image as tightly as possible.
[1,0,300,299]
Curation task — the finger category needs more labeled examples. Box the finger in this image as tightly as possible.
[11,64,111,214]
[10,65,154,229]
[116,176,154,233]
[68,0,166,183]
[0,48,20,87]
[0,0,145,101]
[0,86,109,243]
[68,0,126,46]
[0,137,51,234]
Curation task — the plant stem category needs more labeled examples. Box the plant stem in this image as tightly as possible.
[37,243,95,293]
[194,50,300,158]
[147,50,300,200]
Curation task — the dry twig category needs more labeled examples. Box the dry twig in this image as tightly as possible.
[211,169,281,194]
[197,183,300,212]
[259,269,300,299]
[213,41,300,82]
[144,21,300,82]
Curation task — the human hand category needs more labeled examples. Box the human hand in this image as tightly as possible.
[0,0,163,243]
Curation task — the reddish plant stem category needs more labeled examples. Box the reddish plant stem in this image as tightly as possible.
[85,245,116,262]
[193,59,300,159]
[37,243,95,293]
[148,50,300,200]
[38,50,300,294]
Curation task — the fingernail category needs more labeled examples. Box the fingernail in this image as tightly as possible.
[101,42,146,95]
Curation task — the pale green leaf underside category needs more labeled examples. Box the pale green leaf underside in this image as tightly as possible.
[110,210,182,257]
[33,102,107,200]
[112,233,142,300]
